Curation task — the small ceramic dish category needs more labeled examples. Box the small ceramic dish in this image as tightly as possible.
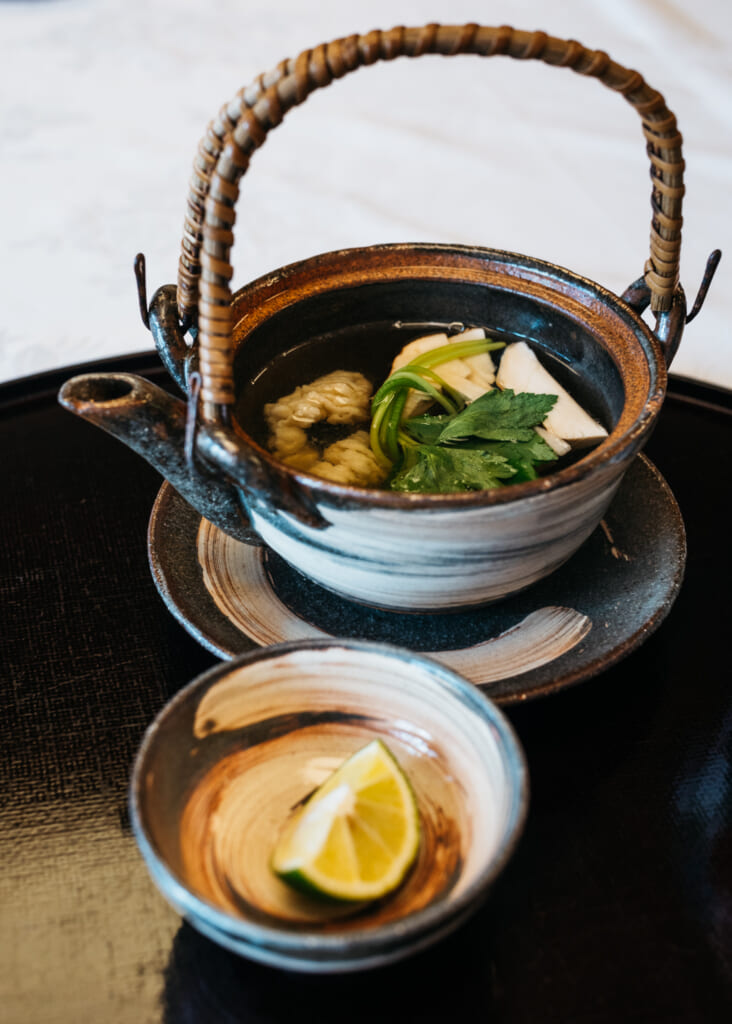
[129,639,528,973]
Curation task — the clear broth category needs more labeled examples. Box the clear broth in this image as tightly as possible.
[235,320,615,488]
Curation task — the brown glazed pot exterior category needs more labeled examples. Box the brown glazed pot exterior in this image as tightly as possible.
[59,241,673,611]
[199,241,670,610]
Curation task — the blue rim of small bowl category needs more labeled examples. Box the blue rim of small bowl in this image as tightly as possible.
[129,638,529,962]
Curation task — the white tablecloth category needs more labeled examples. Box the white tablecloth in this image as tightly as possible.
[2,0,730,387]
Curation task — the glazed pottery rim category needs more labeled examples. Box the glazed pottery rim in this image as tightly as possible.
[229,241,669,511]
[182,897,482,973]
[129,637,529,958]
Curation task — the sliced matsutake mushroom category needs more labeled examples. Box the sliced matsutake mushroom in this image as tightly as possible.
[390,328,497,417]
[496,342,608,449]
[535,425,571,457]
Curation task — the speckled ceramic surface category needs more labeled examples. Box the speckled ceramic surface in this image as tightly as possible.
[129,640,528,972]
[148,454,685,704]
[64,237,676,612]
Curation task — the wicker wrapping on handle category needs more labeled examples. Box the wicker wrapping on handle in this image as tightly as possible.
[179,24,684,406]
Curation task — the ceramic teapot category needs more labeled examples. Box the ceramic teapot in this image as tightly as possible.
[59,25,719,611]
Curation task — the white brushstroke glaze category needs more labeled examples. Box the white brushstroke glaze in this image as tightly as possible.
[197,520,592,683]
[246,459,625,611]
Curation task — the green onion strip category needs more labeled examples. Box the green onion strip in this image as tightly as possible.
[370,337,505,471]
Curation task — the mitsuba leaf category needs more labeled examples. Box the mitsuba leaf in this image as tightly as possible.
[487,433,558,464]
[402,413,451,444]
[437,388,557,443]
[390,446,517,493]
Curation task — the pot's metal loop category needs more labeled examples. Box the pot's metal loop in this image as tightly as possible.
[622,248,721,365]
[184,371,202,470]
[685,249,721,325]
[134,264,198,394]
[134,253,150,330]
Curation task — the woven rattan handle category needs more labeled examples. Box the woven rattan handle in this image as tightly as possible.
[180,24,684,407]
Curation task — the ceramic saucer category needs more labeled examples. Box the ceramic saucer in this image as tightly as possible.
[148,455,685,704]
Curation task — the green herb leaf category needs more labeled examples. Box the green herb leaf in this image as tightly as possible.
[486,433,559,464]
[437,388,557,443]
[483,434,558,482]
[389,446,517,493]
[369,338,565,494]
[401,413,452,445]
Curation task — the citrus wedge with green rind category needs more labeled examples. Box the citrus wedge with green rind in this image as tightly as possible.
[271,739,420,902]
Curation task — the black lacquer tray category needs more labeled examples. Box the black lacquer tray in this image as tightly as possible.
[2,354,731,1022]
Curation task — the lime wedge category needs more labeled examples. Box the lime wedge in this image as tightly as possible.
[271,739,421,902]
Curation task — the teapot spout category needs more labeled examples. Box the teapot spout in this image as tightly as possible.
[58,373,258,543]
